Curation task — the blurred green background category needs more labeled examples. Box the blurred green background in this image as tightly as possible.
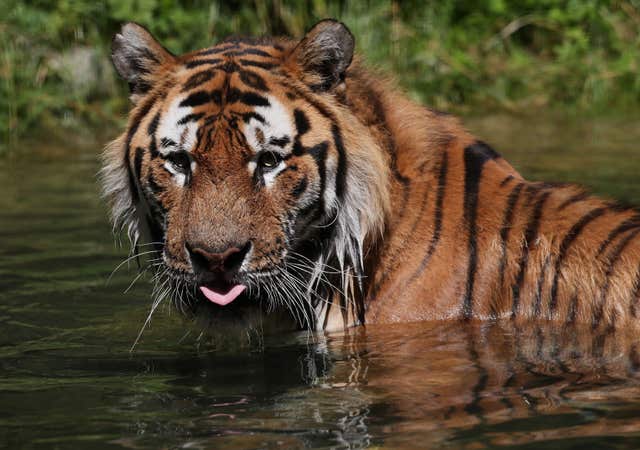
[2,0,640,153]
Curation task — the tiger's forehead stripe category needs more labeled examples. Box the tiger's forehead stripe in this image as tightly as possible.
[193,42,284,58]
[181,42,283,74]
[179,66,271,95]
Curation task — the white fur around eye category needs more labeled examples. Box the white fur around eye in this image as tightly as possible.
[163,161,187,187]
[243,95,294,154]
[158,96,197,154]
[263,161,287,188]
[243,95,294,187]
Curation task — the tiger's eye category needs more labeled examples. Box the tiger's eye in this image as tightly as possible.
[258,151,282,170]
[167,151,191,172]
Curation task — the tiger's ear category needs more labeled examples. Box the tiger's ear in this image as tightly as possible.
[111,22,174,102]
[290,19,354,91]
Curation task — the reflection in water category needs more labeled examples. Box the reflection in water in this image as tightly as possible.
[312,321,640,448]
[106,321,640,449]
[2,116,640,448]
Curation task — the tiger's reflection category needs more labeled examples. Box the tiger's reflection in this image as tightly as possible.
[296,320,640,448]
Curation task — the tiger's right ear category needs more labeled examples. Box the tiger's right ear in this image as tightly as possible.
[111,22,174,102]
[289,19,355,92]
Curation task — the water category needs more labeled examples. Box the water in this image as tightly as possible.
[1,115,640,449]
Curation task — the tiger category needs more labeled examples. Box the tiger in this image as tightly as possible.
[102,19,640,335]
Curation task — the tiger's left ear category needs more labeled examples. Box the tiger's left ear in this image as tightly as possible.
[290,19,354,91]
[111,22,175,103]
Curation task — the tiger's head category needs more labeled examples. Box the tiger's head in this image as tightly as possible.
[102,20,389,330]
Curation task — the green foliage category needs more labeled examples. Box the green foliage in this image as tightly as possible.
[2,0,640,152]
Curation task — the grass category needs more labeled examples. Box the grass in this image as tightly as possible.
[2,0,640,153]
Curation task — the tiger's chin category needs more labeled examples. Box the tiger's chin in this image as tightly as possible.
[190,293,300,347]
[168,273,301,343]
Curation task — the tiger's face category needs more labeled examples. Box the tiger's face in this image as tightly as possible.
[103,20,388,326]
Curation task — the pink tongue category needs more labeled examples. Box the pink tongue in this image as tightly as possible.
[199,284,246,306]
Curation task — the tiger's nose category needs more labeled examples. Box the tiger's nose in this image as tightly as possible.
[186,241,252,275]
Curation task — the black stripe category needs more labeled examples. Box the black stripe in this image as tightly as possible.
[147,111,160,136]
[511,191,551,318]
[241,112,265,124]
[595,214,640,257]
[182,70,216,91]
[305,142,329,217]
[522,184,540,205]
[238,69,268,91]
[128,57,150,77]
[409,166,431,238]
[305,142,329,169]
[124,93,159,203]
[462,143,500,319]
[549,207,608,312]
[209,89,222,105]
[409,152,449,284]
[294,109,310,135]
[557,191,589,211]
[179,90,210,108]
[149,136,159,159]
[592,227,640,328]
[133,147,145,180]
[147,113,161,159]
[469,140,501,159]
[238,91,270,107]
[500,175,514,187]
[195,44,239,56]
[139,47,160,65]
[160,137,177,148]
[276,79,336,122]
[177,113,204,125]
[497,183,525,293]
[224,48,274,58]
[238,59,276,70]
[185,58,222,69]
[331,125,347,200]
[222,88,269,106]
[533,253,552,317]
[269,136,290,147]
[217,60,241,73]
